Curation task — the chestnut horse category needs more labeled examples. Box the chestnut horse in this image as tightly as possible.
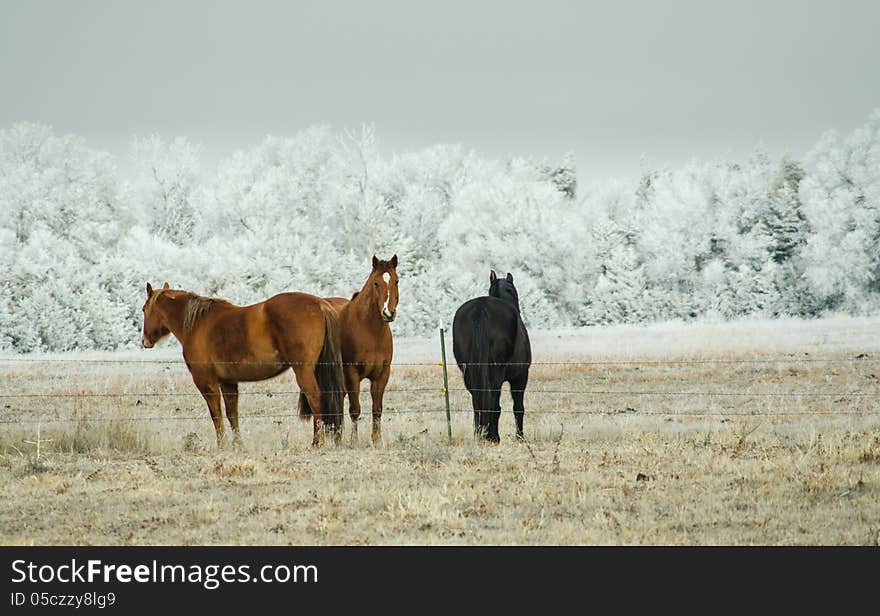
[141,282,344,447]
[321,255,398,444]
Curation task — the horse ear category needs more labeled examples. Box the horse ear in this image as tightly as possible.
[146,282,153,296]
[162,282,170,290]
[390,254,398,268]
[372,255,380,270]
[506,273,513,283]
[490,270,497,283]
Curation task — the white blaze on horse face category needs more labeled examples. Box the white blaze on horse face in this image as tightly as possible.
[381,272,393,319]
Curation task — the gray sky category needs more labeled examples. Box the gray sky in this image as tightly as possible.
[2,0,879,181]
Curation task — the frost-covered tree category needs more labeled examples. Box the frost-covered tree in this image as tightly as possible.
[0,122,127,252]
[579,217,646,324]
[193,127,352,299]
[757,157,815,315]
[541,151,577,200]
[762,157,807,264]
[800,110,880,312]
[128,135,202,246]
[706,152,780,317]
[0,123,132,351]
[634,163,722,318]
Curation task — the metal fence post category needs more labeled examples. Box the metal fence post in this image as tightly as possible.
[439,321,452,443]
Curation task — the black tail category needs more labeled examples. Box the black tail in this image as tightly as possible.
[297,303,345,432]
[469,305,492,432]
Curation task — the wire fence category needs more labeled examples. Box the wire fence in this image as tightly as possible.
[0,388,877,399]
[1,353,878,427]
[0,356,876,366]
[1,408,878,426]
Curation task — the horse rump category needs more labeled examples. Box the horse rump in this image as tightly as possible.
[453,300,496,437]
[297,303,345,432]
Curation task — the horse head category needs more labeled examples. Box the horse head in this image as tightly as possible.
[368,254,399,323]
[489,270,521,312]
[141,281,172,348]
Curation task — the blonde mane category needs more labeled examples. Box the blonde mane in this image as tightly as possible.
[183,294,227,332]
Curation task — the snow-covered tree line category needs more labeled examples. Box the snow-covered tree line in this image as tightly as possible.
[1,111,878,352]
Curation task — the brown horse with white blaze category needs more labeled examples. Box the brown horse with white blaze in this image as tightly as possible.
[322,255,398,444]
[141,282,345,447]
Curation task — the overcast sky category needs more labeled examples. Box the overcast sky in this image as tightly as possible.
[2,1,878,181]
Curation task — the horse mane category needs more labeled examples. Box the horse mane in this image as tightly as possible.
[183,293,229,332]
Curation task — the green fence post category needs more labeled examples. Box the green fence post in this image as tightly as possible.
[439,322,452,444]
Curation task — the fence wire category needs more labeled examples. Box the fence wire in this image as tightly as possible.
[1,355,877,426]
[1,408,878,426]
[0,388,877,399]
[0,356,876,366]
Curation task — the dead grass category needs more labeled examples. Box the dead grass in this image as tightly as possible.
[1,323,879,545]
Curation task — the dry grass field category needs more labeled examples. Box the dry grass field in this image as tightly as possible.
[1,316,879,545]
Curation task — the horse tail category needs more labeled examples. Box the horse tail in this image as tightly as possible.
[298,302,345,430]
[470,304,492,424]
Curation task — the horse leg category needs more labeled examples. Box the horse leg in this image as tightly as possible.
[470,391,484,438]
[473,368,503,443]
[370,367,390,445]
[345,365,362,445]
[470,387,495,440]
[466,372,488,439]
[196,381,227,448]
[487,387,502,443]
[220,382,242,448]
[293,366,326,447]
[509,374,528,441]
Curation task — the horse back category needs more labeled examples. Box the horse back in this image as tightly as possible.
[262,292,330,340]
[324,297,349,313]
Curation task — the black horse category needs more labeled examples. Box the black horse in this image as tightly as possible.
[452,271,531,442]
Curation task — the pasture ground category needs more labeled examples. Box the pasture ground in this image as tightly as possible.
[1,316,879,545]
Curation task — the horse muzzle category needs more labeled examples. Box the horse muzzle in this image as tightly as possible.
[382,310,396,323]
[142,336,154,349]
